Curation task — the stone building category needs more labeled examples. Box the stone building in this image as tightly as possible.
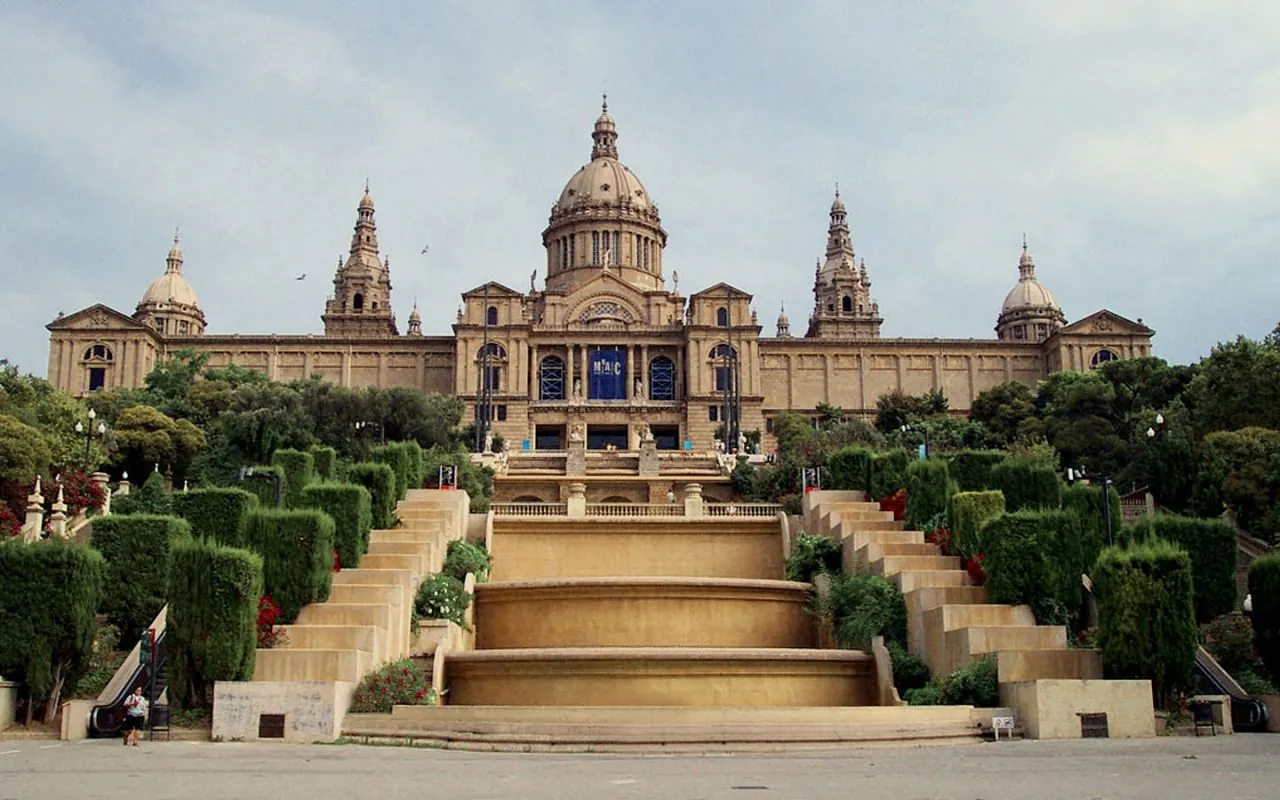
[46,101,1154,451]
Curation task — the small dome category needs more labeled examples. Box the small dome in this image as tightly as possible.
[556,158,654,213]
[359,188,374,210]
[777,305,790,325]
[1001,278,1059,314]
[141,272,200,308]
[408,305,421,323]
[167,240,183,261]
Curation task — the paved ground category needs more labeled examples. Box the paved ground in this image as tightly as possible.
[2,735,1278,799]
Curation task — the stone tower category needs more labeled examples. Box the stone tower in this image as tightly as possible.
[323,185,398,337]
[995,239,1066,342]
[134,230,206,337]
[805,189,882,339]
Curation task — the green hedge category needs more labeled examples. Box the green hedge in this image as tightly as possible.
[0,540,104,719]
[1061,483,1121,572]
[166,538,262,709]
[1123,515,1237,623]
[1249,555,1280,685]
[827,446,873,493]
[443,539,491,582]
[402,441,425,492]
[421,446,494,512]
[983,510,1087,624]
[89,515,192,643]
[947,450,1007,492]
[1093,540,1198,708]
[270,449,316,509]
[870,449,911,500]
[241,465,285,509]
[309,446,338,482]
[785,533,844,582]
[172,488,259,547]
[301,482,372,571]
[989,459,1062,511]
[904,459,955,532]
[372,444,411,501]
[823,571,909,651]
[949,490,1006,561]
[244,509,335,623]
[347,462,396,530]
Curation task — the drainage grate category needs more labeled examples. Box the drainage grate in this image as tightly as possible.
[258,714,286,739]
[1079,712,1109,738]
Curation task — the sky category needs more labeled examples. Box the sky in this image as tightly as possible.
[2,1,1278,378]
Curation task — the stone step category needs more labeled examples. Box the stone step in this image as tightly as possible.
[904,586,990,657]
[942,625,1069,676]
[253,647,373,683]
[277,624,380,655]
[296,602,392,632]
[873,555,963,576]
[922,605,1037,677]
[329,583,406,610]
[359,553,425,574]
[841,529,927,548]
[895,570,972,594]
[333,568,413,590]
[996,649,1103,682]
[366,541,432,559]
[370,529,438,544]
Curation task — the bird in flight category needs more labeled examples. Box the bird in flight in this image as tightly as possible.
[296,273,306,280]
[421,245,430,255]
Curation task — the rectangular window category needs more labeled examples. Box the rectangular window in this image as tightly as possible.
[613,231,620,263]
[643,239,650,270]
[708,406,718,422]
[497,404,508,422]
[483,366,501,392]
[715,366,734,392]
[592,231,600,264]
[569,235,575,265]
[88,367,106,392]
[765,417,774,434]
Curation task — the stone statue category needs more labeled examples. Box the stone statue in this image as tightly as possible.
[530,269,537,291]
[483,431,494,454]
[569,424,585,443]
[737,431,747,453]
[641,423,654,443]
[634,377,643,398]
[573,378,583,400]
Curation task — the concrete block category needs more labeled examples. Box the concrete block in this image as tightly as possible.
[252,648,373,683]
[944,625,1067,676]
[0,679,16,732]
[997,649,1103,682]
[922,605,1035,677]
[212,680,356,743]
[904,586,988,658]
[873,555,962,576]
[1000,679,1155,739]
[896,570,972,594]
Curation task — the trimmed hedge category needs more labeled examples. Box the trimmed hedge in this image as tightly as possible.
[824,570,909,651]
[989,459,1062,511]
[827,446,873,493]
[309,446,338,482]
[1249,555,1280,685]
[301,482,372,571]
[372,444,411,501]
[270,449,316,509]
[241,465,286,509]
[785,533,844,582]
[870,449,911,500]
[947,450,1007,492]
[1093,540,1198,708]
[0,540,104,719]
[167,538,262,709]
[983,510,1087,625]
[89,514,192,643]
[402,441,425,493]
[949,491,1006,561]
[1124,515,1237,623]
[1061,483,1121,572]
[172,488,259,547]
[347,462,397,530]
[244,509,335,623]
[443,539,491,582]
[904,459,955,533]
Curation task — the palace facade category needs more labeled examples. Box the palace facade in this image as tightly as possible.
[46,102,1154,452]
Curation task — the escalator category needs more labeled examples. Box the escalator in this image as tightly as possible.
[1193,646,1269,732]
[87,607,169,738]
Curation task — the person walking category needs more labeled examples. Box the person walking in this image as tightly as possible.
[122,686,148,746]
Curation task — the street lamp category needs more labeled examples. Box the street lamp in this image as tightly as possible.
[1066,466,1114,547]
[1146,412,1165,439]
[355,420,386,446]
[74,408,107,471]
[900,424,929,459]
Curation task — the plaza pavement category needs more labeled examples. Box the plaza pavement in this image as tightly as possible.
[1,735,1278,799]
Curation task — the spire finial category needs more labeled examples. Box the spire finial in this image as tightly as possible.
[834,181,840,199]
[173,225,180,246]
[1022,232,1028,252]
[365,176,370,195]
[602,93,608,114]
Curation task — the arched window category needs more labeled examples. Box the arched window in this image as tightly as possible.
[371,301,378,311]
[716,307,729,327]
[842,296,853,312]
[643,238,650,270]
[649,356,675,401]
[82,344,114,362]
[486,306,498,326]
[709,344,737,393]
[477,343,507,360]
[1090,348,1119,368]
[353,293,364,311]
[709,343,737,361]
[539,355,565,401]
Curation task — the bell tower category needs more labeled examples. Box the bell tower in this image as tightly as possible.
[806,188,882,339]
[323,184,398,337]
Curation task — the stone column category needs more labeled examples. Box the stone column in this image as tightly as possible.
[567,425,586,477]
[683,482,704,518]
[91,472,111,515]
[529,345,539,401]
[567,345,577,403]
[48,486,68,540]
[640,344,649,401]
[624,344,633,401]
[638,439,659,477]
[567,482,587,518]
[21,478,44,544]
[116,472,131,496]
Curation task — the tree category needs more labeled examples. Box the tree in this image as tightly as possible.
[1186,336,1280,436]
[111,405,206,480]
[970,381,1039,447]
[1192,427,1280,541]
[0,362,105,471]
[143,349,210,411]
[1037,372,1127,477]
[0,414,51,484]
[874,389,949,434]
[1098,357,1195,427]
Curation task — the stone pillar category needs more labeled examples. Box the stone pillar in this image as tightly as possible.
[567,345,577,403]
[625,345,633,401]
[91,472,111,515]
[638,439,659,477]
[116,472,131,496]
[640,344,649,401]
[21,478,44,544]
[683,482,704,518]
[567,482,587,518]
[529,345,539,401]
[566,425,586,477]
[48,486,68,540]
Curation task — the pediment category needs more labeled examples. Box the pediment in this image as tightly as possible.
[1058,309,1154,337]
[690,282,753,301]
[46,304,151,333]
[461,281,524,299]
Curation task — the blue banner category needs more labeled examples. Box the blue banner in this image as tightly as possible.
[588,346,627,400]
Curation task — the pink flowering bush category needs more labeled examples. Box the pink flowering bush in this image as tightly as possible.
[349,659,436,713]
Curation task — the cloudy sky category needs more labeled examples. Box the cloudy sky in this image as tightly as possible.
[2,1,1277,377]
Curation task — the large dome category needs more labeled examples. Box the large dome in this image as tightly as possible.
[1001,246,1060,314]
[555,158,654,213]
[140,271,201,308]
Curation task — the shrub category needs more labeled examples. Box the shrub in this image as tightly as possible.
[827,446,873,493]
[904,459,955,533]
[824,570,908,650]
[167,538,262,709]
[89,514,192,645]
[989,459,1061,511]
[0,540,105,724]
[244,509,336,623]
[422,445,494,511]
[270,449,316,509]
[870,449,911,500]
[1249,554,1280,684]
[443,539,491,582]
[413,573,469,627]
[887,640,931,694]
[372,444,411,502]
[113,471,172,515]
[879,488,907,522]
[402,441,425,492]
[940,655,999,707]
[300,482,372,571]
[172,488,259,547]
[54,471,107,516]
[1093,540,1198,708]
[1061,483,1121,573]
[947,450,1007,492]
[240,465,286,509]
[904,684,945,705]
[256,595,287,649]
[983,510,1087,625]
[1200,613,1258,676]
[349,659,436,713]
[347,462,396,530]
[309,446,338,482]
[949,491,1005,561]
[1125,515,1237,623]
[785,533,843,582]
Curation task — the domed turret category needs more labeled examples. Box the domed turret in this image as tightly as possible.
[542,97,668,293]
[995,239,1067,342]
[776,303,792,338]
[134,230,206,337]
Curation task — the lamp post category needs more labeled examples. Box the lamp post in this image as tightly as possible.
[355,420,386,446]
[900,424,929,459]
[74,408,107,471]
[1145,412,1165,440]
[1067,466,1114,547]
